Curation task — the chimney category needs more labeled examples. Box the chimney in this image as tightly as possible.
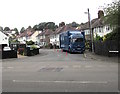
[98,10,104,18]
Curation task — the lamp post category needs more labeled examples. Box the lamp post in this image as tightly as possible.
[85,8,94,52]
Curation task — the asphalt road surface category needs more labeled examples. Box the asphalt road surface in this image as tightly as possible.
[2,49,118,92]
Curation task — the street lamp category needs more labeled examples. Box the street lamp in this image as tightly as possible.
[84,8,94,52]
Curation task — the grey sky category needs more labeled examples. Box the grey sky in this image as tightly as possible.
[0,0,114,31]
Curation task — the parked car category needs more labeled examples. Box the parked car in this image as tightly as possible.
[3,47,11,51]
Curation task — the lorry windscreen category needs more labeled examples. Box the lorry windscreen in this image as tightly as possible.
[71,38,83,43]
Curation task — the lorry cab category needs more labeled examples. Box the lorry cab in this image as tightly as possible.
[68,31,85,53]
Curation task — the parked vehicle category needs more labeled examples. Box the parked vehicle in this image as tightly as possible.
[3,46,11,51]
[59,30,85,53]
[0,44,17,59]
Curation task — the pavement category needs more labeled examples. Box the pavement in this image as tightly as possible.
[17,49,119,63]
[17,48,119,62]
[84,50,119,63]
[17,54,27,59]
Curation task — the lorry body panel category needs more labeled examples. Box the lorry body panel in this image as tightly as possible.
[59,31,85,53]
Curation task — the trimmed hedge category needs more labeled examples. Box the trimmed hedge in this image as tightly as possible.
[25,47,39,56]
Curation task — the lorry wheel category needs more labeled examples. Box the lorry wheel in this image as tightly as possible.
[63,50,66,52]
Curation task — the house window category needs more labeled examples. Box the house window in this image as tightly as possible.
[88,30,90,34]
[95,28,97,33]
[106,26,110,31]
[99,27,101,33]
[85,31,87,35]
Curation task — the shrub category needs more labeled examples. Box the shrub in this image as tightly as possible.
[94,34,103,41]
[45,43,53,49]
[104,28,119,41]
[26,40,35,45]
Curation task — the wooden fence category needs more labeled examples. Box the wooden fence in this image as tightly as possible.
[94,40,119,56]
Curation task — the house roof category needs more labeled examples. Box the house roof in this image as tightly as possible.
[17,28,35,38]
[37,29,53,37]
[55,25,76,34]
[44,29,53,36]
[92,17,105,28]
[55,26,64,34]
[78,17,106,30]
[0,31,9,37]
[78,18,99,30]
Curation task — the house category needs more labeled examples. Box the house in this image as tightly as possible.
[77,10,112,40]
[77,18,98,40]
[3,30,16,38]
[92,17,112,38]
[17,32,27,44]
[50,25,76,47]
[49,26,64,46]
[49,31,56,46]
[27,30,42,44]
[37,29,53,46]
[17,28,41,44]
[36,31,46,46]
[0,31,9,46]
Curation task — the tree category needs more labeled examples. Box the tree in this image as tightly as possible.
[14,28,19,35]
[59,22,65,27]
[71,22,79,27]
[26,40,35,45]
[39,22,47,30]
[33,25,38,31]
[33,22,57,31]
[4,27,10,31]
[33,22,46,31]
[20,27,25,33]
[0,26,3,31]
[104,1,119,27]
[28,26,32,29]
[103,1,120,41]
[45,22,56,30]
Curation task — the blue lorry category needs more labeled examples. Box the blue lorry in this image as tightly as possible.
[59,30,85,53]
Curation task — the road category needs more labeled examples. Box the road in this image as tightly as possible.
[2,49,118,92]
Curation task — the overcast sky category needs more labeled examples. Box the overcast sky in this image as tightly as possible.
[0,0,114,31]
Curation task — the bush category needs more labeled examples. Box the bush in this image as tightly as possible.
[26,40,35,45]
[45,43,53,49]
[49,43,53,49]
[94,34,103,41]
[104,28,119,41]
[85,40,90,49]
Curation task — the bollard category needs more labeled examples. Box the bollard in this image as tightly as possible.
[57,49,59,52]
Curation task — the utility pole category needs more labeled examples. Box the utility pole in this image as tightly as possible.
[87,8,94,52]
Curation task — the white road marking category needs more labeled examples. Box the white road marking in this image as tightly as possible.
[1,67,14,69]
[73,65,81,68]
[13,80,108,84]
[7,67,14,69]
[85,65,92,68]
[62,66,69,68]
